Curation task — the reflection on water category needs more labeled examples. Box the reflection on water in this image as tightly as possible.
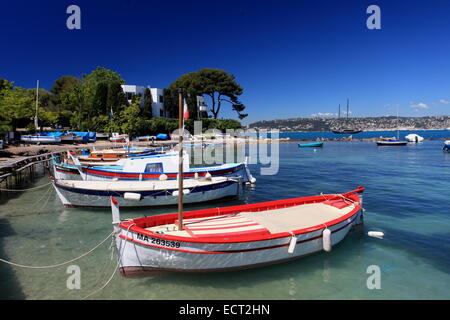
[0,140,449,299]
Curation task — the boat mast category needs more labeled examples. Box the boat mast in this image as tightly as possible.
[177,88,184,231]
[346,98,349,121]
[396,105,399,140]
[34,80,39,130]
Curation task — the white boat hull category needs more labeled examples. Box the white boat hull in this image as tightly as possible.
[115,210,361,274]
[21,136,61,144]
[52,179,240,208]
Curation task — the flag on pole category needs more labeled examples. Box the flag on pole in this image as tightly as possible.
[183,98,189,121]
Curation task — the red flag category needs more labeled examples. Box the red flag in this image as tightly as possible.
[183,98,189,120]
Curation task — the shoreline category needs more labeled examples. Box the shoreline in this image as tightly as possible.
[1,135,449,159]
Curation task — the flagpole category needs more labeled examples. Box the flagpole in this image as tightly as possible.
[177,88,184,231]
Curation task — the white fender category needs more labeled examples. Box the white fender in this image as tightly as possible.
[159,174,168,181]
[172,189,191,197]
[123,192,142,201]
[323,228,332,252]
[368,231,384,239]
[110,197,121,231]
[288,234,297,254]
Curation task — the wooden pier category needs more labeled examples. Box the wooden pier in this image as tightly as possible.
[0,153,54,190]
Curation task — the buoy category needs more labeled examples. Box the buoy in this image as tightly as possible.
[323,228,332,252]
[159,174,167,181]
[172,189,191,197]
[288,234,297,254]
[194,172,199,179]
[368,231,384,239]
[123,192,142,201]
[205,172,212,180]
[250,177,257,184]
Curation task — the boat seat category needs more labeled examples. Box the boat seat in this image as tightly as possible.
[177,215,271,238]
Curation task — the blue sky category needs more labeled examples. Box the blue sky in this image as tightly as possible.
[1,0,449,124]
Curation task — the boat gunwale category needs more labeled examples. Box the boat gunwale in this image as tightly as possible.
[118,187,364,244]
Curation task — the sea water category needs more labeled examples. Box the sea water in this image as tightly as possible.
[0,137,449,299]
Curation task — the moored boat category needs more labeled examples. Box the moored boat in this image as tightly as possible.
[52,176,241,208]
[110,133,129,143]
[54,150,255,184]
[405,134,424,143]
[443,140,450,152]
[20,134,61,144]
[298,142,323,148]
[110,186,365,276]
[376,140,407,146]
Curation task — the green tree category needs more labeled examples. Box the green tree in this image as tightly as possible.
[0,85,34,131]
[167,68,247,119]
[142,88,153,119]
[50,76,81,111]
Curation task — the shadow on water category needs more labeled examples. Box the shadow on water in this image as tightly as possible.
[369,225,450,275]
[133,230,366,296]
[0,218,26,299]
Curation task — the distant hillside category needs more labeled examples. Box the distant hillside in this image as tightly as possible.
[248,116,450,132]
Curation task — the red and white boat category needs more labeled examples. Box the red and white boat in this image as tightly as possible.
[110,133,129,143]
[111,186,365,276]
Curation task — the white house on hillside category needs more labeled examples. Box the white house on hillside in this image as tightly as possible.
[122,84,209,119]
[121,85,166,117]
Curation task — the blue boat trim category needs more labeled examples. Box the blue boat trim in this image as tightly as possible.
[55,180,236,197]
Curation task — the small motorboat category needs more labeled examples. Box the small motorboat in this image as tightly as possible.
[405,134,424,143]
[52,176,241,208]
[298,142,323,148]
[443,140,450,152]
[110,186,365,276]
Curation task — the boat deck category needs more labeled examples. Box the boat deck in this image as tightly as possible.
[146,199,356,238]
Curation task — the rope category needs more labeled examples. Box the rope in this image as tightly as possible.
[82,223,135,299]
[0,231,114,269]
[0,181,53,192]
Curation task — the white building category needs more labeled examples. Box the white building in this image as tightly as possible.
[121,85,166,118]
[121,84,208,118]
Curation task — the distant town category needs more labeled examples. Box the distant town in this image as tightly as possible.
[248,116,450,132]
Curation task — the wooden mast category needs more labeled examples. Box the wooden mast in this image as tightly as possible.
[34,80,39,130]
[177,88,184,231]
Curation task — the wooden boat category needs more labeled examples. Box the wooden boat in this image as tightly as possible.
[110,186,365,275]
[377,106,407,146]
[331,99,363,134]
[332,129,363,134]
[111,89,359,277]
[376,140,407,146]
[298,142,323,148]
[110,133,129,143]
[57,151,255,184]
[52,176,240,208]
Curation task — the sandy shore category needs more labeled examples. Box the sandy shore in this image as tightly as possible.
[1,135,446,160]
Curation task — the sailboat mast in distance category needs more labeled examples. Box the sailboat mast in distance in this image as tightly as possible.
[346,98,349,120]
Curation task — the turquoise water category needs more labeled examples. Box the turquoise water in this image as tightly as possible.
[1,139,450,299]
[249,129,450,141]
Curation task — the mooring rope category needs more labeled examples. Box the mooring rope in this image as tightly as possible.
[0,181,53,192]
[0,231,114,269]
[81,224,135,299]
